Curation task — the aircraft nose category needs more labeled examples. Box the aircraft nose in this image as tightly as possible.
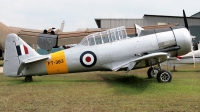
[172,26,191,56]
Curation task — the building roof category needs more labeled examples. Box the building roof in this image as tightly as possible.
[191,12,200,18]
[95,12,200,28]
[95,13,200,20]
[144,14,200,19]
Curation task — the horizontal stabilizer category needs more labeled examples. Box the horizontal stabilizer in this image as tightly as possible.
[22,55,49,64]
[17,55,49,75]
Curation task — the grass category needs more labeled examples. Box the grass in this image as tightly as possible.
[0,64,200,111]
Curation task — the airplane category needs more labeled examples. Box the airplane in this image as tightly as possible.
[162,45,200,68]
[3,23,192,83]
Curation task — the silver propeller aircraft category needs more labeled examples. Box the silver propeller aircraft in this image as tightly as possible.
[162,48,200,67]
[3,23,192,83]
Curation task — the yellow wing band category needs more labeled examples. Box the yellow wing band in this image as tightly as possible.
[46,50,68,75]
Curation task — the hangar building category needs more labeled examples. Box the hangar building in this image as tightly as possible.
[95,11,200,42]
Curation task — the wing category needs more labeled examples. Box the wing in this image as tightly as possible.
[112,52,168,73]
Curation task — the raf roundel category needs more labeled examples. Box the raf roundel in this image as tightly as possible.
[80,51,97,67]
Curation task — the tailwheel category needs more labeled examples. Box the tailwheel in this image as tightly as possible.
[147,67,160,78]
[25,76,33,82]
[157,70,172,83]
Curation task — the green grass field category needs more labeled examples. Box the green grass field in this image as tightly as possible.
[0,64,200,111]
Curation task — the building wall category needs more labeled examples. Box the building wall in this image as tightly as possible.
[144,16,200,26]
[191,12,200,18]
[189,26,200,42]
[101,19,146,29]
[98,16,200,29]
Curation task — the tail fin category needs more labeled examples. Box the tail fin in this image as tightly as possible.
[135,24,144,36]
[3,33,40,77]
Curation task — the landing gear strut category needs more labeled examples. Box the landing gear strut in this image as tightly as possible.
[25,76,33,82]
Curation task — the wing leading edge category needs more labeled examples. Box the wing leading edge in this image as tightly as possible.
[112,52,168,73]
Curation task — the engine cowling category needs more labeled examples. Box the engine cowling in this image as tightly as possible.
[172,26,191,56]
[141,26,191,57]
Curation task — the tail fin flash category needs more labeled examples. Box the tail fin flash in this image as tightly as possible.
[3,33,39,77]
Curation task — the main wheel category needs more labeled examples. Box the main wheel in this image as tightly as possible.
[147,67,159,78]
[25,76,33,82]
[157,70,172,83]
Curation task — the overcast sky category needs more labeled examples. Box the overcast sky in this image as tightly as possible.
[0,0,199,31]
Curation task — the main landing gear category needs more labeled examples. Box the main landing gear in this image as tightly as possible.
[147,65,172,83]
[156,70,172,83]
[147,67,160,78]
[25,76,33,82]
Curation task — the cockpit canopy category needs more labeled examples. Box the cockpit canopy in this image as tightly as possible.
[79,26,127,46]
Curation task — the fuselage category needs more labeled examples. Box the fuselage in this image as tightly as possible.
[21,26,191,76]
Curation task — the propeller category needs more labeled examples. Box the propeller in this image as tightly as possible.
[183,10,195,68]
[183,10,189,30]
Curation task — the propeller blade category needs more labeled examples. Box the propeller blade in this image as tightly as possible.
[183,10,189,30]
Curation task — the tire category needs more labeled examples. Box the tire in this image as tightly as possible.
[147,67,159,78]
[157,70,172,83]
[25,76,33,82]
